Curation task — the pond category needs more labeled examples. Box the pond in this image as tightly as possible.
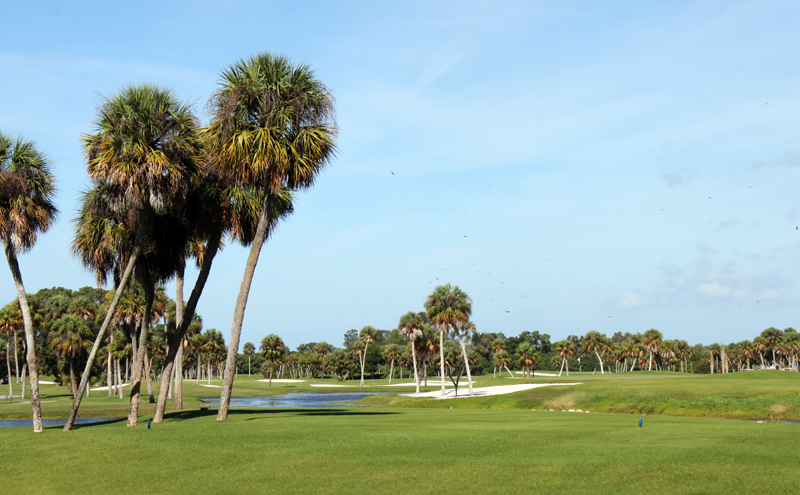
[200,392,376,409]
[0,417,125,428]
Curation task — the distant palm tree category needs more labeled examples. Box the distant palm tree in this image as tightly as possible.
[358,326,377,387]
[0,131,57,433]
[493,350,513,378]
[516,342,538,378]
[204,53,337,420]
[398,311,426,393]
[49,315,92,399]
[641,329,663,371]
[383,344,401,384]
[425,284,472,397]
[260,334,286,386]
[491,338,506,377]
[312,342,333,379]
[556,340,577,377]
[583,331,610,374]
[760,327,783,367]
[243,342,255,376]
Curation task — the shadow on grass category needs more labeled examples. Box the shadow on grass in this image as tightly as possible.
[163,408,399,423]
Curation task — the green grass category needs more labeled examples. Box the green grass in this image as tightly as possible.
[2,371,800,494]
[2,407,799,494]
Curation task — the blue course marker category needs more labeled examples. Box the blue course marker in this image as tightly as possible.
[147,419,151,429]
[639,416,642,428]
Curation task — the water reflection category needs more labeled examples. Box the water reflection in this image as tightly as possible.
[201,392,374,408]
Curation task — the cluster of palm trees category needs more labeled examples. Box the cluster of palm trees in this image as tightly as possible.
[1,52,336,432]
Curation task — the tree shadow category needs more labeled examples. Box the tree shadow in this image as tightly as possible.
[163,407,399,423]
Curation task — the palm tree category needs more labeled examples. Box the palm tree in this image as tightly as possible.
[49,315,92,399]
[243,341,255,377]
[398,311,426,393]
[260,334,286,386]
[491,338,506,377]
[65,84,200,430]
[205,53,337,420]
[0,132,57,432]
[425,284,472,397]
[641,329,663,371]
[493,350,513,378]
[453,320,477,396]
[583,331,610,374]
[516,342,538,378]
[358,326,377,387]
[312,342,332,379]
[383,344,401,384]
[556,340,577,377]
[760,327,783,367]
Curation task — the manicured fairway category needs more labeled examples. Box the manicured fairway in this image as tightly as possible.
[2,406,799,494]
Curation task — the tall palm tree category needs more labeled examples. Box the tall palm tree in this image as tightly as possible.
[243,342,255,376]
[65,84,200,430]
[453,320,477,396]
[425,284,472,397]
[204,53,337,420]
[556,340,577,377]
[760,327,783,367]
[312,342,332,379]
[358,326,377,387]
[0,131,57,432]
[260,334,286,386]
[398,311,425,393]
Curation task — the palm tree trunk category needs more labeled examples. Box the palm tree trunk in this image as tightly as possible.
[505,366,514,378]
[107,336,113,398]
[21,363,26,400]
[69,357,77,400]
[3,241,43,432]
[248,356,251,377]
[127,281,154,426]
[411,342,420,394]
[144,348,154,403]
[388,359,394,384]
[595,352,605,374]
[456,336,473,396]
[13,330,19,383]
[269,366,273,386]
[559,358,565,377]
[154,230,221,422]
[64,212,148,431]
[217,195,275,421]
[648,352,653,371]
[439,329,446,397]
[174,343,184,410]
[5,340,12,399]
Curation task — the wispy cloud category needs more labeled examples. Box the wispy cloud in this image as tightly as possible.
[752,151,800,169]
[661,167,698,187]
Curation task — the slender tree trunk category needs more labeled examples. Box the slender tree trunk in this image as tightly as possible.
[64,213,148,431]
[21,363,27,400]
[559,358,565,377]
[127,282,154,426]
[248,356,251,377]
[4,242,43,432]
[505,366,514,378]
[154,232,220,421]
[5,340,12,399]
[411,342,420,394]
[145,348,154,403]
[630,358,636,372]
[439,329,446,397]
[595,352,605,374]
[217,195,275,421]
[13,329,19,383]
[456,336,474,396]
[388,359,394,384]
[69,358,77,400]
[107,335,113,398]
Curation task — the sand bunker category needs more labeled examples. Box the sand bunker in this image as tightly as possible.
[402,382,581,399]
[256,379,307,383]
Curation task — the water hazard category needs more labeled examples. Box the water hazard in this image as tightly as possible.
[0,417,125,428]
[200,392,375,409]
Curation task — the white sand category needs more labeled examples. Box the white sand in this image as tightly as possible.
[401,382,581,399]
[39,381,56,385]
[513,372,558,377]
[379,381,477,387]
[309,384,356,387]
[90,383,130,391]
[256,379,307,383]
[199,384,222,388]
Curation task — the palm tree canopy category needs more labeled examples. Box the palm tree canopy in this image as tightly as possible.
[424,284,472,333]
[359,325,377,345]
[0,132,58,253]
[82,84,200,212]
[203,52,337,193]
[398,311,426,342]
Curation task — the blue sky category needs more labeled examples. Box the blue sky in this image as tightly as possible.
[1,1,797,350]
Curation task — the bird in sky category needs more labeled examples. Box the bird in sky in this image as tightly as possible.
[505,310,510,313]
[608,316,613,318]
[391,171,395,175]
[463,235,468,237]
